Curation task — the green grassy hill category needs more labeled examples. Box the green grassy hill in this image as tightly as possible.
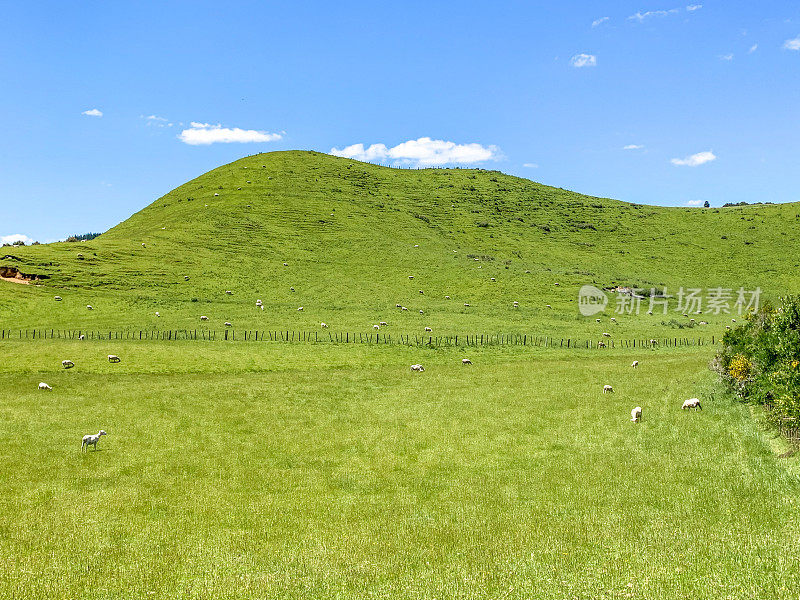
[2,150,798,337]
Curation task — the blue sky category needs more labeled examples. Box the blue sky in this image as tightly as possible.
[2,1,800,242]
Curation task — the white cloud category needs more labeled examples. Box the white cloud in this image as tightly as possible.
[592,16,609,27]
[748,43,758,53]
[330,137,501,167]
[686,4,702,11]
[784,36,800,50]
[178,122,282,145]
[1,234,34,245]
[670,150,717,167]
[685,199,704,206]
[719,53,734,61]
[82,108,103,117]
[142,114,172,128]
[570,53,597,68]
[628,8,679,22]
[523,163,539,168]
[623,144,644,150]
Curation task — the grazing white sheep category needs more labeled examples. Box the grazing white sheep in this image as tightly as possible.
[225,290,232,295]
[401,306,408,311]
[464,303,470,307]
[647,311,653,315]
[155,312,160,317]
[81,430,107,452]
[598,341,606,348]
[726,325,731,330]
[682,398,702,411]
[256,299,263,307]
[419,290,424,294]
[38,382,52,391]
[445,295,451,299]
[554,282,560,286]
[490,278,496,282]
[184,275,190,281]
[86,305,93,310]
[596,319,601,323]
[419,309,424,314]
[603,384,614,393]
[396,303,402,308]
[54,296,62,301]
[141,243,146,248]
[224,322,232,327]
[408,275,414,279]
[732,319,736,323]
[631,407,642,423]
[214,193,219,196]
[611,317,617,323]
[546,304,552,309]
[297,307,303,311]
[78,334,85,340]
[373,324,380,330]
[410,364,425,372]
[321,322,328,328]
[62,360,74,369]
[700,321,708,325]
[631,360,639,368]
[424,326,432,332]
[379,321,388,326]
[650,339,658,346]
[290,287,295,292]
[602,332,611,337]
[414,244,419,248]
[462,358,472,365]
[108,355,121,363]
[200,316,209,321]
[283,262,288,266]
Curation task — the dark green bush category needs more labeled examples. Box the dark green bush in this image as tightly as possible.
[713,296,800,423]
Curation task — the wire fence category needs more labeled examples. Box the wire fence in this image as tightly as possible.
[0,328,721,349]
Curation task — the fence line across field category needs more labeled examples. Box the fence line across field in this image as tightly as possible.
[0,328,721,349]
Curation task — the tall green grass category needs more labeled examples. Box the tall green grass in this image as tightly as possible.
[0,341,798,599]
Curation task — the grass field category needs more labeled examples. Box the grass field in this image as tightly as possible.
[1,340,799,599]
[1,151,798,338]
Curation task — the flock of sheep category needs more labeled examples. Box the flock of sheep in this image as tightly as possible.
[409,356,704,425]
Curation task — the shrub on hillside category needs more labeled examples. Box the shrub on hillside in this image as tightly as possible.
[713,297,800,423]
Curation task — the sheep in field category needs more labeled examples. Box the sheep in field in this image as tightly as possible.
[596,319,601,323]
[445,296,451,299]
[682,398,702,411]
[374,324,380,330]
[402,306,408,311]
[184,276,189,281]
[396,304,402,308]
[424,327,432,332]
[602,332,611,337]
[283,263,288,267]
[410,364,425,372]
[108,355,121,363]
[54,296,62,301]
[256,299,263,307]
[598,341,606,348]
[462,358,472,365]
[650,339,659,346]
[86,305,93,310]
[464,303,470,307]
[631,407,642,423]
[224,322,232,327]
[490,278,496,282]
[379,321,388,326]
[38,382,52,391]
[611,317,617,323]
[81,430,107,452]
[408,275,414,279]
[419,290,424,294]
[78,334,85,340]
[603,384,614,393]
[297,307,303,311]
[546,304,552,309]
[225,290,232,295]
[631,360,639,368]
[200,316,209,321]
[62,360,74,369]
[155,312,160,317]
[419,310,424,314]
[321,322,328,328]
